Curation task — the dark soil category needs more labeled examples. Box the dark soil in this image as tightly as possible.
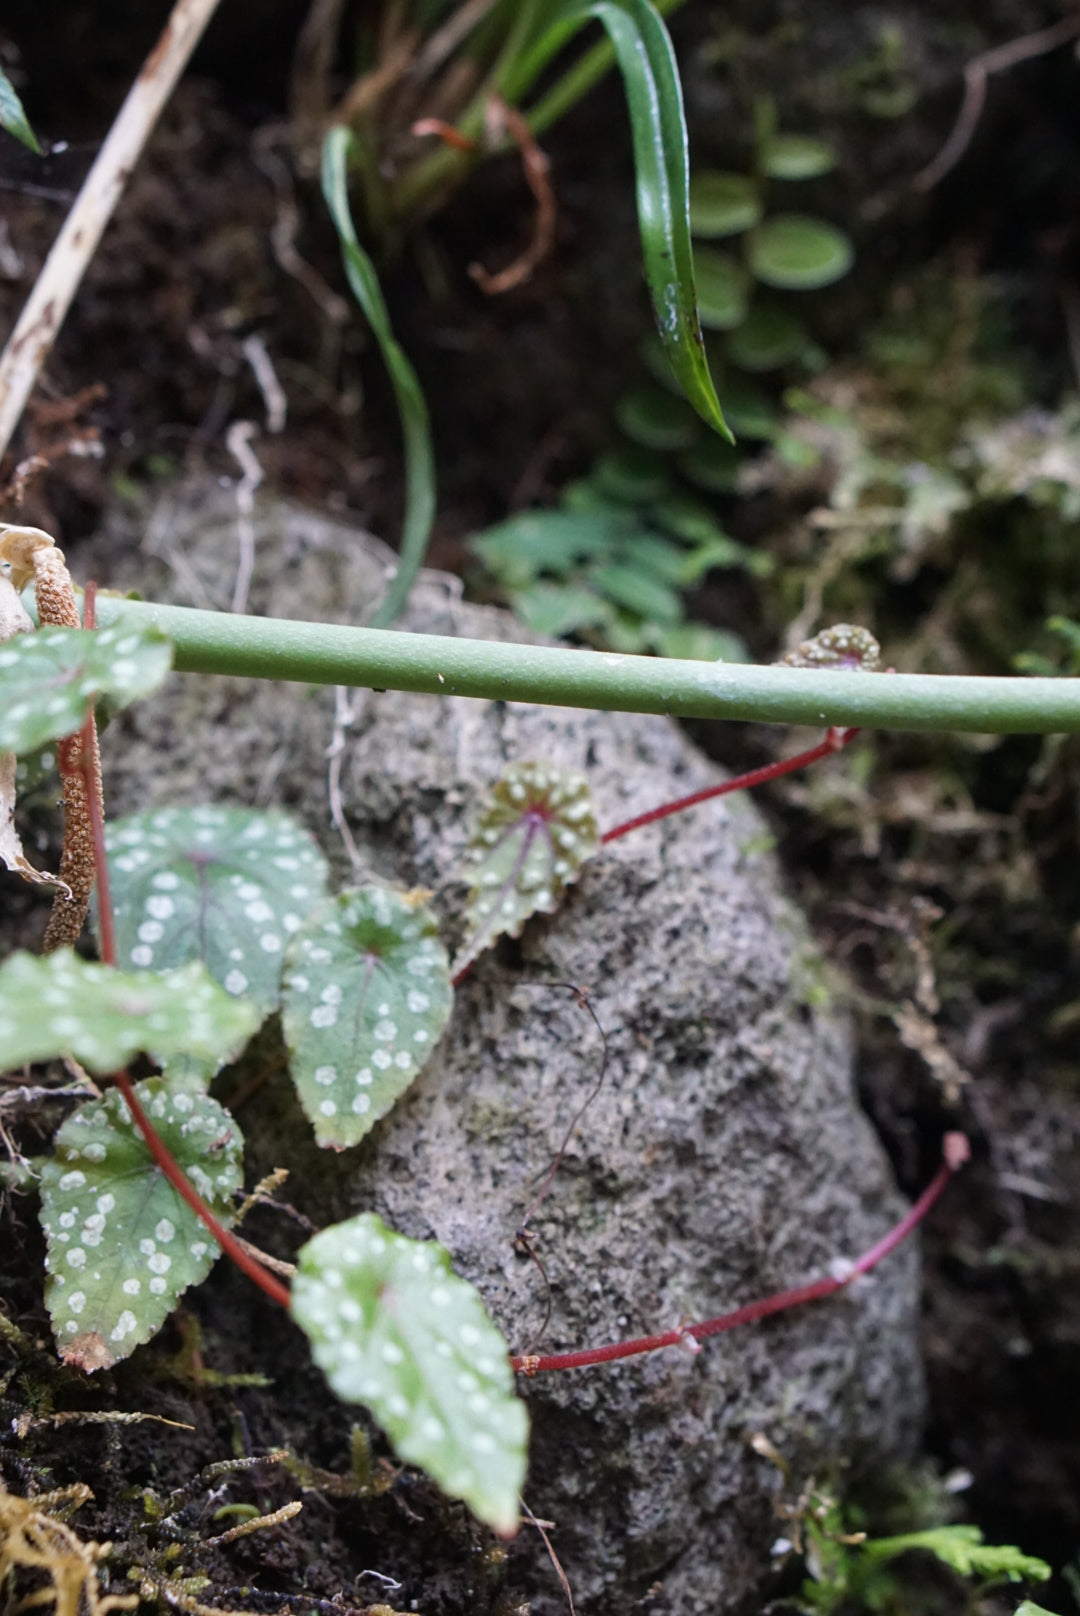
[3,3,1080,1613]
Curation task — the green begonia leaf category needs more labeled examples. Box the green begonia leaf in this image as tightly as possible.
[457,762,599,974]
[282,886,453,1149]
[0,624,173,754]
[40,1078,243,1370]
[106,807,329,1014]
[0,950,258,1076]
[291,1213,527,1535]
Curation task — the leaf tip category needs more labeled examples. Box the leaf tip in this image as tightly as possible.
[61,1331,115,1373]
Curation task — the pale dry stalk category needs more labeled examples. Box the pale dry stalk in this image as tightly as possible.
[0,0,226,462]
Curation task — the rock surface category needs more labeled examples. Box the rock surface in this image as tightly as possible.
[78,482,923,1615]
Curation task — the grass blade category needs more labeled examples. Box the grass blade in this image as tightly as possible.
[529,0,729,440]
[321,127,437,628]
[0,64,41,154]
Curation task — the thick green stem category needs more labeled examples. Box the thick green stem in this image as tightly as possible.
[91,595,1080,735]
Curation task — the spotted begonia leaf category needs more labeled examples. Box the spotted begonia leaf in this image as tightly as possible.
[106,807,330,1015]
[291,1213,526,1535]
[39,1077,244,1371]
[0,624,173,754]
[0,950,258,1076]
[282,886,452,1150]
[456,761,599,974]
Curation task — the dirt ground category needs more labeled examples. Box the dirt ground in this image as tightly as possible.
[2,4,1080,1613]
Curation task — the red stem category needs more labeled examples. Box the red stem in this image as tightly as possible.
[110,1068,292,1310]
[601,727,858,845]
[511,1134,968,1375]
[77,583,291,1314]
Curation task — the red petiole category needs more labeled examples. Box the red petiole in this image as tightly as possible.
[601,726,858,845]
[512,1134,969,1375]
[74,585,291,1313]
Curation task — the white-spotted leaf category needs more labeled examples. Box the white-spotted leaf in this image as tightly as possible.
[291,1213,527,1535]
[0,624,173,754]
[106,807,330,1013]
[40,1078,243,1371]
[457,761,599,974]
[0,950,258,1076]
[282,886,452,1149]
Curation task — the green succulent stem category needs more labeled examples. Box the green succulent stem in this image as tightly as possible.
[91,595,1080,735]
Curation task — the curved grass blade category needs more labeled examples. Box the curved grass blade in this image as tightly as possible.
[292,1212,527,1535]
[322,127,436,629]
[526,0,730,441]
[40,1077,243,1371]
[0,65,41,154]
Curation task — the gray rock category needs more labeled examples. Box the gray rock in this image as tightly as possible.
[83,483,923,1614]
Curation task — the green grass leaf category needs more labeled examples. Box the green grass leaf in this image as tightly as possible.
[282,886,453,1150]
[0,623,172,754]
[291,1213,527,1535]
[322,127,436,628]
[0,65,41,154]
[457,761,599,974]
[106,807,329,1016]
[552,0,731,439]
[40,1078,243,1370]
[0,951,258,1075]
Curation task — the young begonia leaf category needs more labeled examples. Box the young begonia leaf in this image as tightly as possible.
[0,950,258,1076]
[39,1078,243,1371]
[282,886,453,1150]
[457,761,599,975]
[291,1213,527,1535]
[0,624,173,754]
[106,807,329,1013]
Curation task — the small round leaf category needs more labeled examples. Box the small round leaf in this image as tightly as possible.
[749,214,854,291]
[0,623,173,754]
[0,950,259,1075]
[292,1213,527,1535]
[106,807,329,1013]
[688,171,762,238]
[282,886,453,1150]
[40,1077,243,1370]
[727,300,809,372]
[693,248,749,331]
[762,135,836,180]
[615,387,700,452]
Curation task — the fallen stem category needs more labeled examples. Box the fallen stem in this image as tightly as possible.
[602,726,857,843]
[511,1134,968,1374]
[90,596,1080,735]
